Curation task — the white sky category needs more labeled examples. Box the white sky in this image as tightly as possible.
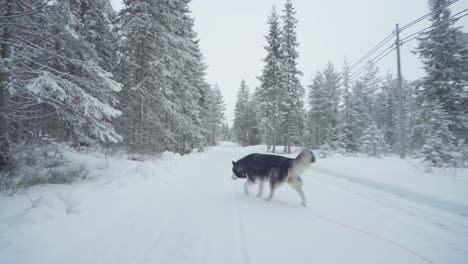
[110,0,467,126]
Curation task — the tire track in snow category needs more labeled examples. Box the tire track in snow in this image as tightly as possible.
[232,184,251,264]
[308,169,468,234]
[311,166,468,218]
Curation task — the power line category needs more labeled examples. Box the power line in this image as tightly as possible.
[348,0,460,77]
[350,0,458,77]
[400,9,468,44]
[347,0,465,82]
[349,32,394,71]
[349,47,396,81]
[399,0,458,31]
[349,44,395,80]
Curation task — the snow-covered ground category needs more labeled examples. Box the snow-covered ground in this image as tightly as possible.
[1,143,467,264]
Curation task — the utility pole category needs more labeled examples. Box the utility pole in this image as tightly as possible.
[395,24,406,159]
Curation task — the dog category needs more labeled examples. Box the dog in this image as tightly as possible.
[231,149,315,207]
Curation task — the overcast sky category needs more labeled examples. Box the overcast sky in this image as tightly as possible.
[110,0,467,126]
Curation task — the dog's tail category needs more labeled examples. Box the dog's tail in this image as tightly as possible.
[295,149,316,164]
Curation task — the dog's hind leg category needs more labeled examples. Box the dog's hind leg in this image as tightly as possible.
[288,177,307,207]
[267,180,276,201]
[266,168,280,202]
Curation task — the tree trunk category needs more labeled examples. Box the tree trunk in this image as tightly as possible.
[272,130,276,153]
[0,0,12,172]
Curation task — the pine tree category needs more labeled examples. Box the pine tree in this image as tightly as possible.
[416,0,468,138]
[7,0,122,143]
[415,0,468,166]
[307,72,328,148]
[280,0,305,153]
[418,100,461,167]
[322,62,341,150]
[337,58,357,153]
[377,74,398,152]
[233,80,251,146]
[406,82,425,154]
[116,0,168,151]
[360,122,387,158]
[71,0,118,72]
[352,61,380,148]
[116,0,213,153]
[0,0,14,171]
[205,84,226,146]
[256,6,287,153]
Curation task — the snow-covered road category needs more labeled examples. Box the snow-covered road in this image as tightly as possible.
[1,143,467,263]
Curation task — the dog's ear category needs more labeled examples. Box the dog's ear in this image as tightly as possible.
[232,160,236,166]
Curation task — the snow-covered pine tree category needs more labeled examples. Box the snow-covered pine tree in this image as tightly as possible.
[219,123,232,142]
[233,80,251,146]
[256,6,287,153]
[418,100,461,167]
[116,0,212,153]
[360,122,387,158]
[115,0,169,152]
[280,0,305,153]
[307,72,328,149]
[416,0,468,135]
[170,15,208,153]
[246,95,261,146]
[359,60,380,123]
[336,58,357,153]
[406,81,425,154]
[322,62,341,150]
[0,0,14,171]
[71,0,118,72]
[415,0,468,166]
[205,83,226,146]
[4,0,122,147]
[352,60,381,150]
[376,74,398,152]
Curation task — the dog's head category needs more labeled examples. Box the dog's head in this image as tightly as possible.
[231,160,247,180]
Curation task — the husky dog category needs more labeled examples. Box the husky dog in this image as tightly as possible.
[231,149,315,207]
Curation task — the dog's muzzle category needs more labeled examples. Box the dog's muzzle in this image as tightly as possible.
[231,174,238,180]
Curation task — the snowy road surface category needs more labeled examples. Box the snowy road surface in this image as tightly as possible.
[1,143,467,263]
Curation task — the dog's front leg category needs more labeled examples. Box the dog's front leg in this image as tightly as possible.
[257,180,265,197]
[243,180,252,196]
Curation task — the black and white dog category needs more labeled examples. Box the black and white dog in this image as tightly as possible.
[231,149,315,207]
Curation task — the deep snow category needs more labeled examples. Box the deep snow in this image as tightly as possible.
[1,143,467,264]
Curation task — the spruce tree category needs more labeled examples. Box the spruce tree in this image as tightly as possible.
[116,0,169,151]
[6,0,122,144]
[280,0,305,153]
[233,80,251,146]
[415,0,468,166]
[307,72,328,148]
[206,84,226,146]
[360,122,387,158]
[416,0,468,137]
[378,74,398,152]
[418,100,461,167]
[322,62,341,150]
[256,6,287,153]
[337,58,357,153]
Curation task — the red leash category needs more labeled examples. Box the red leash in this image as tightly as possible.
[244,185,435,263]
[317,215,435,264]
